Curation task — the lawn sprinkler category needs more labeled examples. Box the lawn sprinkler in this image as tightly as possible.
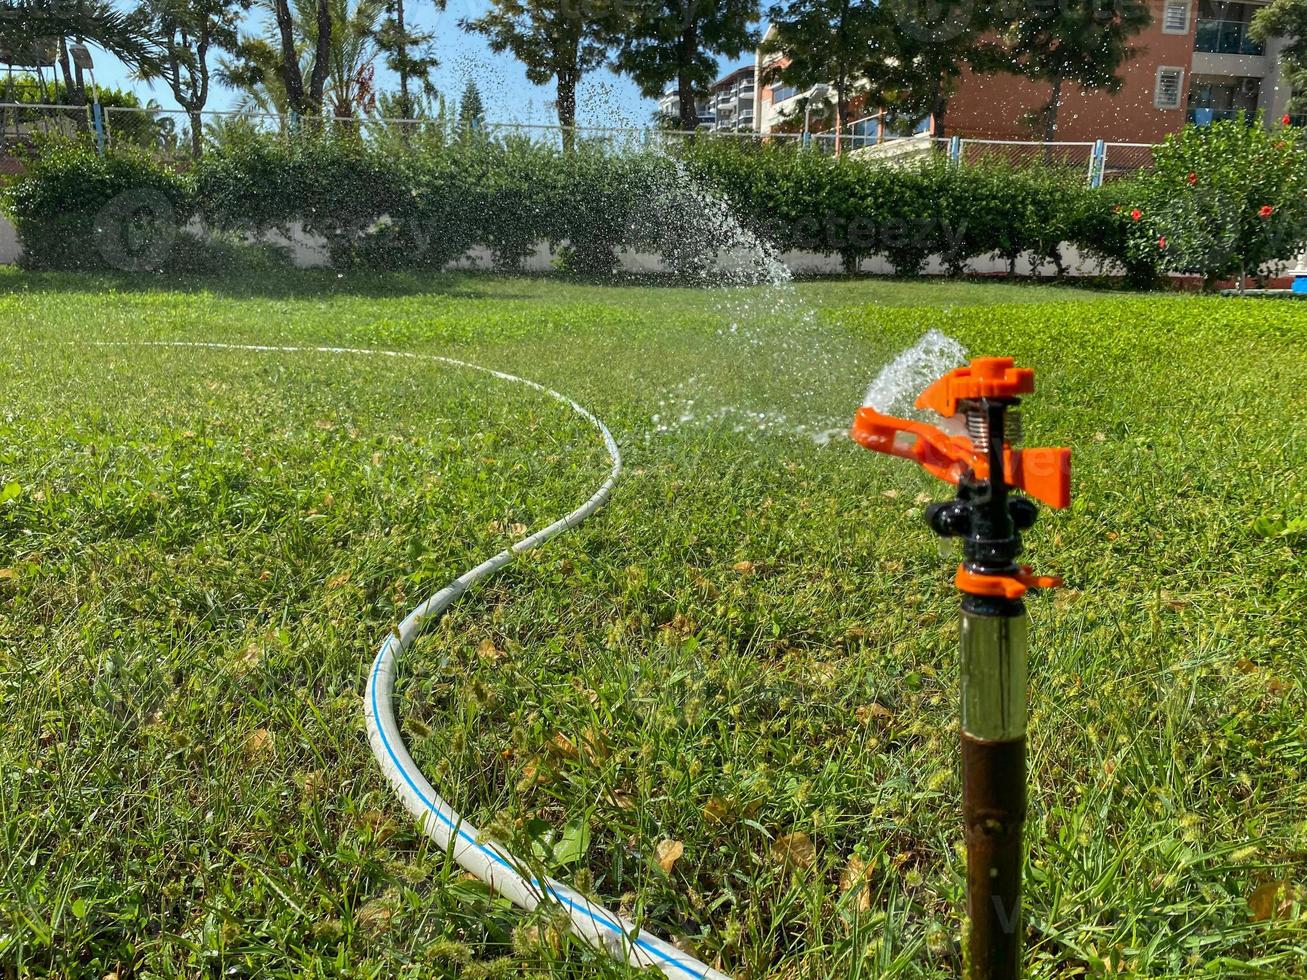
[850,357,1071,980]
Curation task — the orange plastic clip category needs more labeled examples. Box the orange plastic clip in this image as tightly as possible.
[850,408,1071,511]
[955,566,1063,599]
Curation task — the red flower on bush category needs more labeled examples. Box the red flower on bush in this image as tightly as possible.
[1186,172,1198,185]
[1158,236,1168,251]
[1130,209,1143,221]
[1259,205,1275,219]
[1285,115,1294,126]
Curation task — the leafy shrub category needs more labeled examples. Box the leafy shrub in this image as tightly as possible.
[677,142,1095,278]
[2,140,192,272]
[1123,116,1307,288]
[10,128,1167,284]
[1068,179,1160,288]
[165,231,294,276]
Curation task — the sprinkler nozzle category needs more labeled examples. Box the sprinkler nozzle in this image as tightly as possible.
[851,357,1071,598]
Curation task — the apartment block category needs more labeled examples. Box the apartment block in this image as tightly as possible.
[659,66,758,132]
[753,1,1299,144]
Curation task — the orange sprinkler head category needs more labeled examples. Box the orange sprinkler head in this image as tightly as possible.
[850,399,1071,513]
[850,356,1071,598]
[916,357,1036,418]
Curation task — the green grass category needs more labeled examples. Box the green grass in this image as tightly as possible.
[1,270,1304,979]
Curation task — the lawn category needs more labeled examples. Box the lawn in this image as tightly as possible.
[1,271,1304,979]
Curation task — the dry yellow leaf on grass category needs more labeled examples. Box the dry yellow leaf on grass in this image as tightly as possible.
[703,796,733,825]
[855,703,893,726]
[1249,880,1297,922]
[771,832,817,871]
[655,839,684,874]
[841,855,874,911]
[356,899,393,934]
[243,729,273,762]
[732,560,754,574]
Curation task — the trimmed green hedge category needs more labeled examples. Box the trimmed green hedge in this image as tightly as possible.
[3,131,1173,281]
[2,141,192,272]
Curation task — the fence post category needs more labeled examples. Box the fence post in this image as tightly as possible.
[91,100,106,156]
[949,135,963,165]
[1089,139,1106,188]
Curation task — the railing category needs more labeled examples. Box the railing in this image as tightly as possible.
[1194,18,1266,56]
[0,100,1174,186]
[933,138,1157,184]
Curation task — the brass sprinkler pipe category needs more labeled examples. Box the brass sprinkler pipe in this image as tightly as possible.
[850,357,1071,980]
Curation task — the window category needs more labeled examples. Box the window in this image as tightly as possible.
[1162,0,1191,33]
[1155,67,1185,109]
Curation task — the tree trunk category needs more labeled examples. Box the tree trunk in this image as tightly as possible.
[676,13,700,132]
[396,0,410,117]
[1043,76,1063,143]
[307,0,332,110]
[677,69,698,132]
[186,32,211,160]
[931,75,949,139]
[557,72,577,152]
[272,0,307,115]
[835,82,847,158]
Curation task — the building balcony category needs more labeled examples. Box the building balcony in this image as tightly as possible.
[1194,18,1265,56]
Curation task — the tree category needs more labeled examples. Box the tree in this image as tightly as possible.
[461,1,609,147]
[609,0,761,132]
[0,0,164,108]
[137,0,250,158]
[271,0,333,116]
[1125,117,1307,291]
[373,0,441,121]
[762,0,879,151]
[980,0,1151,142]
[322,0,383,118]
[458,78,486,130]
[1252,0,1307,115]
[878,0,990,136]
[223,0,377,120]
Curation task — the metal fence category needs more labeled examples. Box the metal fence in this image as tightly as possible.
[0,101,1161,185]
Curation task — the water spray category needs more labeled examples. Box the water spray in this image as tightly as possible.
[851,357,1071,980]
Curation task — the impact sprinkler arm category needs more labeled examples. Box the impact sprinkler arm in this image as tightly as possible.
[850,357,1072,980]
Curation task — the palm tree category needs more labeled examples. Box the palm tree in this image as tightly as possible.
[0,0,164,108]
[219,0,380,121]
[321,0,383,118]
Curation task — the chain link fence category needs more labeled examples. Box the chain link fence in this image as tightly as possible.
[1,101,1163,185]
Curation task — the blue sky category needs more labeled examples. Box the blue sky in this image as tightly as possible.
[86,0,756,127]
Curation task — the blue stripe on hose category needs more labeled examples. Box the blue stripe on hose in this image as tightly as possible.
[369,642,710,979]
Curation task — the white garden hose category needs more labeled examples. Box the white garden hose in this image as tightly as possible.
[97,341,732,980]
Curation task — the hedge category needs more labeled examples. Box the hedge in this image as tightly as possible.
[2,130,1179,281]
